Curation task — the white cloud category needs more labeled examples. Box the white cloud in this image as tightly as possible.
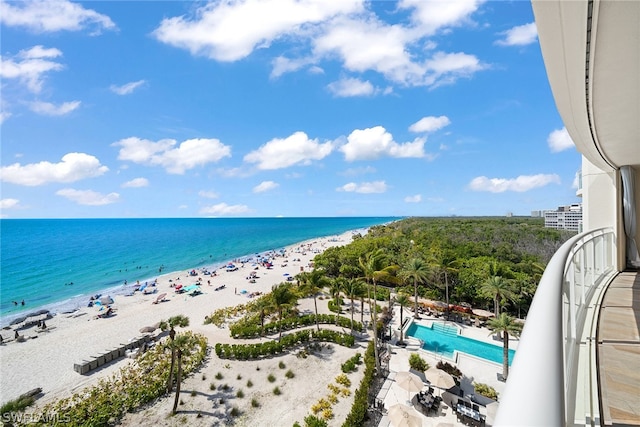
[340,166,376,176]
[547,127,575,153]
[253,180,279,193]
[199,202,252,216]
[327,77,375,97]
[152,0,487,89]
[122,177,149,188]
[340,126,425,161]
[271,56,314,78]
[0,198,20,209]
[0,152,108,186]
[495,22,537,46]
[29,100,80,116]
[404,194,422,203]
[153,0,362,62]
[110,80,146,95]
[399,0,483,35]
[468,174,561,193]
[0,0,116,33]
[409,115,451,133]
[199,190,219,199]
[313,16,424,86]
[114,137,231,174]
[56,188,120,206]
[337,181,388,193]
[0,111,11,124]
[423,51,485,88]
[244,131,333,170]
[0,45,64,93]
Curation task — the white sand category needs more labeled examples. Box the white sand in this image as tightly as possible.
[0,231,370,426]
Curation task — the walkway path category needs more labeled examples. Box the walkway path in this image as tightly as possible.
[598,270,640,426]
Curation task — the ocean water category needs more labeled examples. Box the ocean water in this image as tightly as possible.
[0,217,396,324]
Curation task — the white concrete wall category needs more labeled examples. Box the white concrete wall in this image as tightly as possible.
[580,158,640,271]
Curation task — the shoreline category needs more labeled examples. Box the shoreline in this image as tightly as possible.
[0,229,363,408]
[0,227,372,329]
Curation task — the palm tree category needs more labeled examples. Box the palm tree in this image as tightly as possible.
[487,313,522,380]
[395,293,410,343]
[342,278,365,331]
[399,258,430,319]
[329,278,345,325]
[160,314,190,393]
[481,276,515,315]
[359,248,397,372]
[171,334,191,415]
[297,269,329,331]
[252,295,272,336]
[270,283,297,340]
[433,250,460,318]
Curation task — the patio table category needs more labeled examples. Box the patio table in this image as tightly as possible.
[457,403,481,421]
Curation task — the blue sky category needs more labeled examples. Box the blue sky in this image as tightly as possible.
[0,0,581,219]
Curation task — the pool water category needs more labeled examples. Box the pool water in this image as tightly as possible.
[405,322,516,366]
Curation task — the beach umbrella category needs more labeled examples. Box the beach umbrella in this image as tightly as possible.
[424,367,455,395]
[139,322,160,334]
[100,296,114,305]
[10,316,27,325]
[27,309,49,317]
[395,371,424,403]
[388,404,422,427]
[432,301,448,310]
[472,308,494,318]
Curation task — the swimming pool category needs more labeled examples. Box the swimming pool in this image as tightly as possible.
[405,322,516,366]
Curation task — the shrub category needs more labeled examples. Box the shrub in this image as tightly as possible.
[267,374,276,383]
[247,380,253,388]
[279,361,286,369]
[408,353,429,372]
[335,374,351,387]
[209,383,216,391]
[285,369,295,379]
[342,342,375,427]
[273,387,281,395]
[230,406,241,417]
[304,414,328,427]
[215,372,223,380]
[236,389,244,398]
[340,352,362,373]
[436,361,462,378]
[251,398,260,408]
[474,383,499,400]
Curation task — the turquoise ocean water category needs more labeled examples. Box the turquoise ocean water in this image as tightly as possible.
[0,217,396,325]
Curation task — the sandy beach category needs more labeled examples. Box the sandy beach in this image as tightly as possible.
[0,230,368,426]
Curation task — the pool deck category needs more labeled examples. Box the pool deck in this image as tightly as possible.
[377,306,520,426]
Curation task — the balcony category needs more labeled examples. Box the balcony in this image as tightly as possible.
[493,228,640,426]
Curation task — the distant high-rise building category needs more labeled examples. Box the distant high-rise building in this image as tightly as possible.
[543,203,582,231]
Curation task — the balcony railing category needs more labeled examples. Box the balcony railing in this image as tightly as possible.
[494,228,615,427]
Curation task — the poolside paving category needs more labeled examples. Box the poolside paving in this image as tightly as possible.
[598,270,640,426]
[378,307,515,426]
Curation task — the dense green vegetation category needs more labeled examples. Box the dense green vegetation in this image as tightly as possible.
[313,217,574,317]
